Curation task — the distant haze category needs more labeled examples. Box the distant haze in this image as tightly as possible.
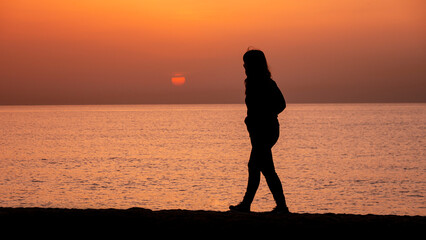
[1,0,425,104]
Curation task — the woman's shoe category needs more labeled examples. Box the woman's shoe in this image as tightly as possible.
[229,202,251,213]
[270,205,290,214]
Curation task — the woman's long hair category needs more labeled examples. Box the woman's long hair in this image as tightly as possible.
[243,49,272,94]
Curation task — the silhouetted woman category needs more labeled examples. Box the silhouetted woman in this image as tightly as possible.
[230,49,289,213]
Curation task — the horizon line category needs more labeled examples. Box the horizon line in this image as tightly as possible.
[1,101,426,107]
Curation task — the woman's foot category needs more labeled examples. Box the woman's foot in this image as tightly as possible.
[229,202,251,213]
[270,205,290,214]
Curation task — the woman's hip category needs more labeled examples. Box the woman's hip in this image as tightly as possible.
[248,125,279,148]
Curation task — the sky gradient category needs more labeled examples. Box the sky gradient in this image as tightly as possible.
[0,0,425,104]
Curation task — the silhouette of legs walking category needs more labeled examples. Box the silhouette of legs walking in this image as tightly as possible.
[230,123,289,213]
[242,146,287,208]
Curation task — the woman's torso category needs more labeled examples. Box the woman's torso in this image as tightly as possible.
[244,78,285,132]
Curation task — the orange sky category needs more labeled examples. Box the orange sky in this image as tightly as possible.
[0,0,425,104]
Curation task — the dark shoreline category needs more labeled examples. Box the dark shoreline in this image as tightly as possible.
[1,207,424,233]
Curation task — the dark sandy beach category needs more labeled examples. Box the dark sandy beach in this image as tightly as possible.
[1,207,424,235]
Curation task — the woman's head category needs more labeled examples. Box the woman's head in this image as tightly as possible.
[243,49,271,79]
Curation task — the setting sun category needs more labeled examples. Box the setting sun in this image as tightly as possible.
[171,74,186,86]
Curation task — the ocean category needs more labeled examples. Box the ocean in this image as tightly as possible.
[0,104,424,215]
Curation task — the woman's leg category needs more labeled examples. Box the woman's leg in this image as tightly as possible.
[260,148,287,208]
[241,148,261,205]
[229,148,261,211]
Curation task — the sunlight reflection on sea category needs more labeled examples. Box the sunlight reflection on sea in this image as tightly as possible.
[0,104,424,215]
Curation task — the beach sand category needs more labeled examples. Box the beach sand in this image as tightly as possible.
[1,207,424,235]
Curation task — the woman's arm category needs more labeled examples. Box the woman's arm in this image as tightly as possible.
[273,82,286,115]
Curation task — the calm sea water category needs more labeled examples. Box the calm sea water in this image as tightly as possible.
[0,104,424,215]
